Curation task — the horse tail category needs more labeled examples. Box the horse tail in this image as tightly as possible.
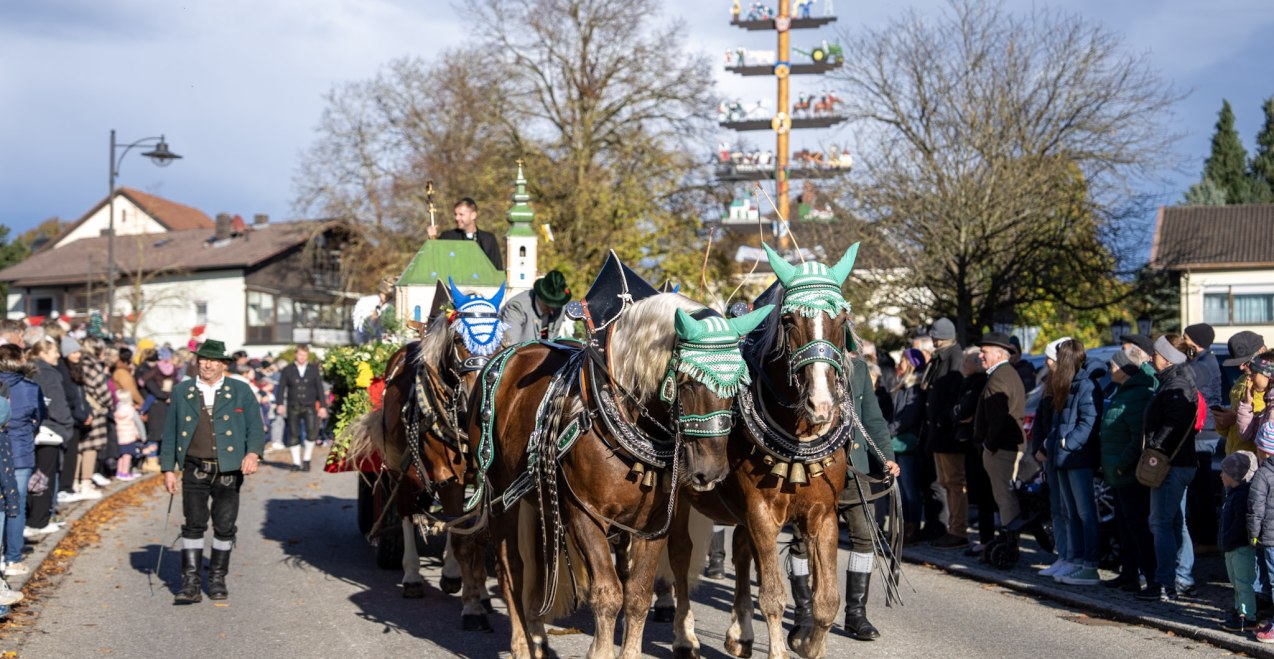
[654,507,715,595]
[517,501,590,622]
[341,408,384,470]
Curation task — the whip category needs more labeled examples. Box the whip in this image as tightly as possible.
[148,491,175,597]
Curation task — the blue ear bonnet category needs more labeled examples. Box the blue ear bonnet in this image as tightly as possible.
[447,278,508,356]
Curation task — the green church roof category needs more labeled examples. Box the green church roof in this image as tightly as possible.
[397,240,505,287]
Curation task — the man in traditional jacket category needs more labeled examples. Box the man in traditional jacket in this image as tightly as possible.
[161,339,265,604]
[499,270,572,346]
[275,344,329,471]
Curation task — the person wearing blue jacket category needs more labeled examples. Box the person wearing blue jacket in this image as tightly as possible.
[0,344,46,576]
[1045,339,1105,586]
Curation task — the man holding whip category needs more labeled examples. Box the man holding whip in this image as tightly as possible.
[161,339,265,604]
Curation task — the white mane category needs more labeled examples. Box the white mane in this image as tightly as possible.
[610,293,706,403]
[416,313,454,367]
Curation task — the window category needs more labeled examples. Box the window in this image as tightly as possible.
[194,301,208,326]
[247,291,274,326]
[277,297,293,324]
[1203,292,1274,325]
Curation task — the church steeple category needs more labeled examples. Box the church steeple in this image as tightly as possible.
[505,160,539,291]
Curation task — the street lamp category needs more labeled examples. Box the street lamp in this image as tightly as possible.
[1110,319,1131,346]
[107,130,181,325]
[1137,314,1153,337]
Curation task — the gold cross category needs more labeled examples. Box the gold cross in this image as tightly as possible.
[516,159,524,168]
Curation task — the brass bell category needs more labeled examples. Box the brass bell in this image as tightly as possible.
[630,462,646,475]
[789,462,808,485]
[643,469,657,488]
[763,455,775,466]
[771,460,790,480]
[808,461,824,479]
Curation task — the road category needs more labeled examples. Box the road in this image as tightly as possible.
[3,448,1232,658]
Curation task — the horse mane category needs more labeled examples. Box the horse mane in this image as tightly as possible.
[416,313,453,368]
[609,293,705,404]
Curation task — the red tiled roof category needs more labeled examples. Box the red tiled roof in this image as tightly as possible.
[0,221,329,287]
[118,187,214,231]
[1151,204,1274,270]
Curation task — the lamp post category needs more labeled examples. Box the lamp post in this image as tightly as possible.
[1137,314,1153,337]
[107,129,181,326]
[1110,319,1131,346]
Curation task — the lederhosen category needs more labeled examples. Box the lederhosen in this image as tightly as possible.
[180,388,243,542]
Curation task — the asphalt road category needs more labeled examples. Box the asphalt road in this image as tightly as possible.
[5,449,1234,658]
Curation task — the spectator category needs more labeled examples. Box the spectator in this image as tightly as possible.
[1252,424,1274,643]
[876,350,899,397]
[1137,334,1200,602]
[1035,337,1072,579]
[973,332,1034,547]
[1098,347,1158,592]
[112,398,144,480]
[0,345,44,579]
[1008,335,1037,394]
[1120,334,1156,367]
[113,347,144,407]
[77,337,112,486]
[276,344,329,471]
[1218,332,1267,456]
[1236,352,1274,450]
[138,348,177,474]
[25,339,70,542]
[0,320,25,348]
[0,382,25,609]
[1184,323,1223,552]
[952,347,994,555]
[889,349,925,543]
[1184,323,1223,407]
[917,318,964,543]
[1221,450,1258,631]
[1042,339,1105,586]
[56,336,97,503]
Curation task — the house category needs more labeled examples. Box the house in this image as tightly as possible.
[1151,204,1274,341]
[0,189,356,352]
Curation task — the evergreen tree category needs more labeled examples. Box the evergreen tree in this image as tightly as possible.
[1250,96,1274,202]
[1203,99,1250,204]
[1183,177,1227,205]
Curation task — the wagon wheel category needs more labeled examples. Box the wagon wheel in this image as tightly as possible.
[812,47,826,63]
[376,524,405,570]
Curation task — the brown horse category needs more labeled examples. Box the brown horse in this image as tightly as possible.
[461,294,773,659]
[344,282,508,627]
[657,243,866,659]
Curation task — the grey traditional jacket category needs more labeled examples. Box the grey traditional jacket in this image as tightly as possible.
[499,289,568,346]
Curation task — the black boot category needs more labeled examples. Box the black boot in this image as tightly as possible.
[173,548,203,605]
[786,573,814,651]
[844,570,880,640]
[207,549,231,600]
[704,529,726,579]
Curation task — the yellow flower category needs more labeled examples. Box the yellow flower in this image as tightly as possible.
[355,361,374,388]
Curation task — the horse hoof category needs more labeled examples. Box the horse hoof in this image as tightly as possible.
[440,575,462,594]
[724,638,752,658]
[402,582,426,599]
[481,598,495,614]
[462,614,493,633]
[652,605,675,623]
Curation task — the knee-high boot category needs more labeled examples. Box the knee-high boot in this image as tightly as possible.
[174,549,203,605]
[787,572,814,650]
[705,527,726,579]
[844,553,880,640]
[207,549,231,600]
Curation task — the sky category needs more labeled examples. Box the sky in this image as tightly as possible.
[1,0,1272,253]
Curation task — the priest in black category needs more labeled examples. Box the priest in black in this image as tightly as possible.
[426,197,503,270]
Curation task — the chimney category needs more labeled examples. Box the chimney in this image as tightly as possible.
[214,213,232,241]
[253,213,269,225]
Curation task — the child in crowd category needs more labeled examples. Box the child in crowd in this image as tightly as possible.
[113,399,145,481]
[1221,451,1257,632]
[1249,428,1274,643]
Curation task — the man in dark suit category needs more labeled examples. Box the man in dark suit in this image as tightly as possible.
[973,332,1037,534]
[275,344,328,471]
[425,197,503,270]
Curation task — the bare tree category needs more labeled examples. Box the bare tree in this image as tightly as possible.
[831,0,1181,341]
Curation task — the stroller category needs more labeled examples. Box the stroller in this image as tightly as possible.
[983,470,1055,569]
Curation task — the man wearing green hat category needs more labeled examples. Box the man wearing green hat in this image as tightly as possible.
[499,270,572,346]
[160,339,266,605]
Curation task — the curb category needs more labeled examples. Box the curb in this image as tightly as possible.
[10,472,161,592]
[902,549,1274,658]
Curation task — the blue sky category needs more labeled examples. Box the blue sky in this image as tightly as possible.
[1,0,1271,253]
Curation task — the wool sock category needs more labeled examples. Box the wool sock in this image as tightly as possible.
[302,440,315,462]
[289,445,302,466]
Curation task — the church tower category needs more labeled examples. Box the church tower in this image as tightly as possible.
[505,160,539,295]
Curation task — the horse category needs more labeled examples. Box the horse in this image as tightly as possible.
[344,279,507,627]
[462,293,774,659]
[812,92,841,116]
[659,243,873,659]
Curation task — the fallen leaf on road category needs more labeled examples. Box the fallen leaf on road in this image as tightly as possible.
[214,603,230,608]
[547,628,582,636]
